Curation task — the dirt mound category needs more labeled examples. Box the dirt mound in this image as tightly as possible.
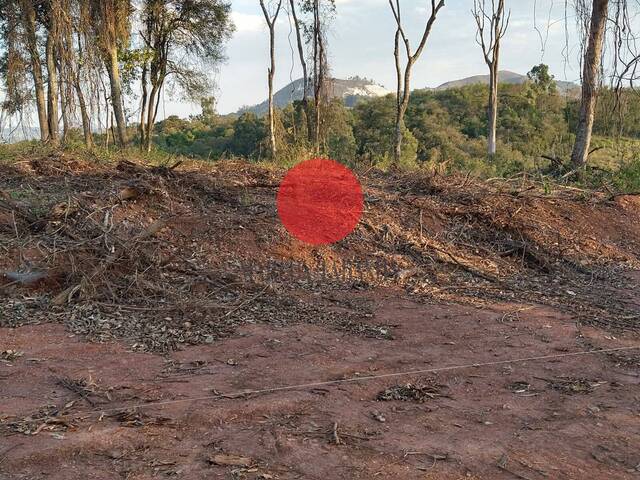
[1,152,639,350]
[2,153,640,479]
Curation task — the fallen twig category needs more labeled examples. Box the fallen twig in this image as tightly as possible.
[332,422,342,445]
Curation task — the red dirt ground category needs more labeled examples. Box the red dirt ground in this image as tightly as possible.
[2,285,640,480]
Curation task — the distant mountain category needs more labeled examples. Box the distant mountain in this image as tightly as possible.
[239,77,391,115]
[435,70,579,96]
[240,71,580,116]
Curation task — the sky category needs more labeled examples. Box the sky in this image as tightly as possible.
[8,1,638,139]
[165,0,584,117]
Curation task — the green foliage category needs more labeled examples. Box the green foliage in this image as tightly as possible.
[323,99,357,165]
[228,112,266,159]
[151,111,265,160]
[142,63,640,192]
[150,79,574,172]
[527,63,557,93]
[352,95,417,168]
[611,159,640,192]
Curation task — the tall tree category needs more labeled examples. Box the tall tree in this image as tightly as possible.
[311,0,322,154]
[571,0,608,168]
[389,0,445,168]
[259,0,282,159]
[288,0,311,143]
[44,0,60,144]
[299,0,334,154]
[59,0,94,147]
[473,0,509,156]
[138,0,233,151]
[19,0,49,141]
[90,0,131,147]
[0,0,29,125]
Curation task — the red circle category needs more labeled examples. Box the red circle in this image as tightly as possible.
[277,158,364,245]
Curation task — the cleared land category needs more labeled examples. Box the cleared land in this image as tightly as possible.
[1,152,639,479]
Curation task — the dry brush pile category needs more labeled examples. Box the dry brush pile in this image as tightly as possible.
[1,151,639,351]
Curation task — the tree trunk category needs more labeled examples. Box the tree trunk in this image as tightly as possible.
[394,69,412,167]
[488,65,498,156]
[71,31,92,148]
[473,0,507,157]
[110,111,116,147]
[104,93,110,148]
[392,27,413,169]
[571,0,609,168]
[393,28,402,166]
[75,81,93,148]
[105,46,128,147]
[313,0,322,155]
[389,0,444,168]
[46,34,59,145]
[393,109,403,165]
[60,78,69,143]
[260,0,281,159]
[267,27,277,158]
[139,62,148,151]
[315,34,325,155]
[144,84,159,152]
[289,0,312,143]
[21,0,49,142]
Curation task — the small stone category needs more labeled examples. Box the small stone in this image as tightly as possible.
[371,411,386,423]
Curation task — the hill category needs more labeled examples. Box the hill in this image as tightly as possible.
[239,77,391,115]
[435,70,579,95]
[241,71,580,116]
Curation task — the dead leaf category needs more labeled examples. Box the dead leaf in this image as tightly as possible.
[50,202,76,218]
[119,186,142,202]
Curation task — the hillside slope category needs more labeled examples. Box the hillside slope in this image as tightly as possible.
[240,77,391,115]
[435,70,579,95]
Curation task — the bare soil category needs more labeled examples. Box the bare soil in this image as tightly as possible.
[1,152,639,479]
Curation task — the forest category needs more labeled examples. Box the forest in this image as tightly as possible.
[0,0,639,192]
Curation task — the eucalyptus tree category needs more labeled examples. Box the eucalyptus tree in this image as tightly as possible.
[288,0,311,142]
[473,0,509,156]
[388,0,445,168]
[260,0,282,159]
[567,0,640,169]
[0,0,36,135]
[0,0,50,140]
[296,0,334,154]
[138,0,234,151]
[89,0,132,146]
[43,0,61,144]
[571,0,608,168]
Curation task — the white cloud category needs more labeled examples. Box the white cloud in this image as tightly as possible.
[231,11,264,33]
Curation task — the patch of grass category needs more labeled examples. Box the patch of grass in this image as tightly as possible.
[63,143,181,167]
[589,135,640,171]
[0,141,51,164]
[610,159,640,192]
